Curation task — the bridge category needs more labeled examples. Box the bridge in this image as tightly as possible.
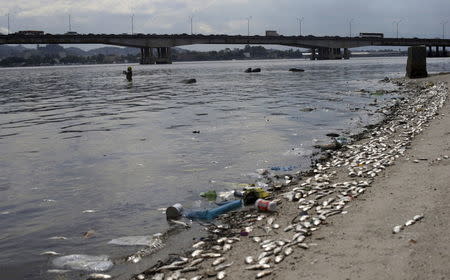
[1,33,450,64]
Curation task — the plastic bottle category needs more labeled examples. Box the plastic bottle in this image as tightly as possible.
[255,199,277,212]
[186,200,242,220]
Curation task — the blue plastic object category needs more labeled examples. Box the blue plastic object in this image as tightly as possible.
[185,200,242,220]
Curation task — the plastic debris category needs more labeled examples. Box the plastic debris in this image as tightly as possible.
[186,200,242,220]
[52,254,113,272]
[108,234,163,246]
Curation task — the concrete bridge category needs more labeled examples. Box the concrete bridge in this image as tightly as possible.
[1,33,450,64]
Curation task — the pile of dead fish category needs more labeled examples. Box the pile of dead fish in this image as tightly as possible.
[134,81,447,280]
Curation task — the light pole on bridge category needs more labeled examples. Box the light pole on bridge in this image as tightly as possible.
[442,20,448,39]
[247,16,252,36]
[68,14,71,32]
[6,13,10,34]
[348,18,354,37]
[297,17,304,36]
[131,14,134,35]
[393,20,402,39]
[189,15,194,35]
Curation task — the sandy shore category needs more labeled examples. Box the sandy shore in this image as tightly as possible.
[131,74,450,280]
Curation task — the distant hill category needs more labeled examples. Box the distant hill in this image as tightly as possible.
[0,44,140,59]
[0,45,28,58]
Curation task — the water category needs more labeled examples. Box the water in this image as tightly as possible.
[0,57,449,279]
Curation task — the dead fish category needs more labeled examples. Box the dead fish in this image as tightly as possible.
[171,220,190,228]
[211,245,223,251]
[275,241,285,246]
[190,277,203,280]
[156,264,183,271]
[137,274,145,280]
[272,224,280,229]
[283,225,294,232]
[189,258,204,266]
[168,271,181,280]
[48,236,68,240]
[284,247,293,256]
[192,241,205,248]
[267,217,274,225]
[191,249,203,258]
[217,271,226,279]
[87,273,112,279]
[222,244,232,252]
[170,258,189,266]
[47,269,70,273]
[392,225,403,234]
[128,255,142,263]
[40,251,60,256]
[413,214,424,221]
[273,247,282,255]
[217,237,228,244]
[214,262,233,271]
[258,257,271,265]
[274,255,284,264]
[245,264,271,270]
[252,237,262,243]
[82,209,97,213]
[202,253,222,258]
[256,270,273,279]
[181,266,199,273]
[245,256,254,264]
[298,243,309,250]
[152,273,165,280]
[405,219,415,226]
[212,257,226,266]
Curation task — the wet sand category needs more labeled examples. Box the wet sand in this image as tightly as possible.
[133,74,450,280]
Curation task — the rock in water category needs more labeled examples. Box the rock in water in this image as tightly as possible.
[181,78,197,84]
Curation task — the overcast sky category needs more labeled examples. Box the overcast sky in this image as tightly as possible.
[1,0,449,50]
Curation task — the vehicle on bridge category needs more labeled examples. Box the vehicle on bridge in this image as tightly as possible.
[16,30,45,35]
[265,30,279,36]
[65,31,78,35]
[359,32,384,38]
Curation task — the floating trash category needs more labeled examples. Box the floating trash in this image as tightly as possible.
[108,234,162,246]
[52,254,113,272]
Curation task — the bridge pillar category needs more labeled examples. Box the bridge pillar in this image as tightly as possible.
[343,48,350,59]
[435,46,440,57]
[406,46,427,79]
[155,47,172,64]
[310,48,316,60]
[427,46,433,57]
[443,46,447,57]
[140,47,156,64]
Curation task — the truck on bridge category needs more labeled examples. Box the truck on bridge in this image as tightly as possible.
[16,30,45,36]
[359,32,384,38]
[265,30,279,36]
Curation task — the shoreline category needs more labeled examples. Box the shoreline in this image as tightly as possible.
[127,73,450,280]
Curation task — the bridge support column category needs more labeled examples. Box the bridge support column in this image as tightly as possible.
[435,46,439,56]
[317,47,342,60]
[443,46,447,57]
[310,48,316,60]
[140,47,156,64]
[427,46,433,57]
[406,45,427,79]
[343,48,350,59]
[155,47,172,64]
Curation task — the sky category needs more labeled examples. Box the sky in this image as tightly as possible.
[0,0,449,50]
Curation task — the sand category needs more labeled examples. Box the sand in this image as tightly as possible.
[136,74,450,280]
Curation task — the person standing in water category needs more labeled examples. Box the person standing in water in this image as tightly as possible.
[123,66,133,81]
